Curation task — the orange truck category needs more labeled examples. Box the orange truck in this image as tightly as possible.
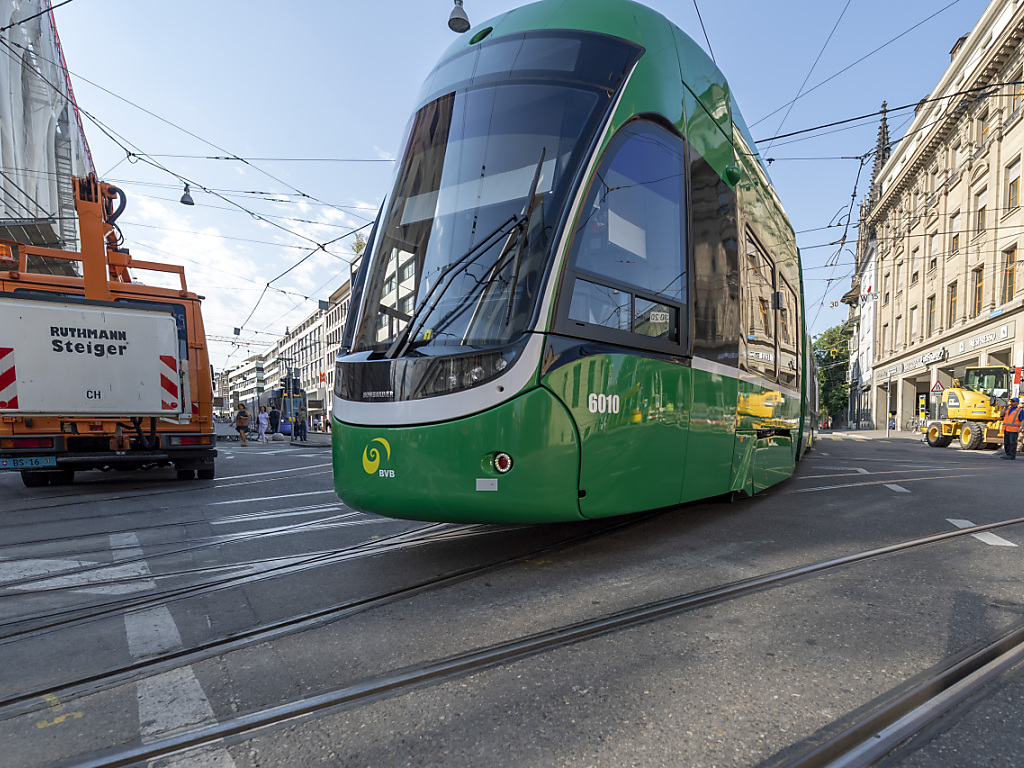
[0,175,216,487]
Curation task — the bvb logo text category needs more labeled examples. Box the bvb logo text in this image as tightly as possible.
[362,437,394,477]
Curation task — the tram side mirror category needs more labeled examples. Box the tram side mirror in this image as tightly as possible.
[725,165,742,186]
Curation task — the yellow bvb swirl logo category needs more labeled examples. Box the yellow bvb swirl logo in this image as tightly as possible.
[362,437,391,475]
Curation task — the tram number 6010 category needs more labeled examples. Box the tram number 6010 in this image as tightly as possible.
[588,393,621,414]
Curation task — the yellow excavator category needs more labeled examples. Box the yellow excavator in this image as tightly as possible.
[924,365,1012,449]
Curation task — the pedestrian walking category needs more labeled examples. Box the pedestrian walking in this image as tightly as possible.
[257,405,270,444]
[268,405,281,434]
[1000,397,1023,459]
[235,405,250,447]
[298,415,308,441]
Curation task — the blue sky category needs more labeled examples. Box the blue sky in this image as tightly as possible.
[53,0,988,372]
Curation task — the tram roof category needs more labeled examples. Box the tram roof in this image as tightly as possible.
[438,0,766,176]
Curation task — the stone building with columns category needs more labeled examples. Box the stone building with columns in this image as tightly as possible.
[849,0,1024,430]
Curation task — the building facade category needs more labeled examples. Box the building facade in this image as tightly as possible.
[324,278,352,420]
[851,0,1024,430]
[227,357,265,410]
[270,309,326,427]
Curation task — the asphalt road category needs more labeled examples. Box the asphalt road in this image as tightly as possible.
[1,432,1023,767]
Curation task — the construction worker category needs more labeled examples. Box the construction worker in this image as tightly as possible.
[999,396,1023,459]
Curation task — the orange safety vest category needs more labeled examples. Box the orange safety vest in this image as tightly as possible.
[1003,406,1023,433]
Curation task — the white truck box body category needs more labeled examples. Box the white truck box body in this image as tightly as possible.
[0,297,184,417]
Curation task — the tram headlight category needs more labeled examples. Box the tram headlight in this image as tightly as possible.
[417,346,521,398]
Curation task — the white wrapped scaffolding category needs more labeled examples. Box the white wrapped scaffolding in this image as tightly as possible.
[0,0,93,254]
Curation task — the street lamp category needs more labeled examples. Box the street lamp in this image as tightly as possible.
[448,0,470,33]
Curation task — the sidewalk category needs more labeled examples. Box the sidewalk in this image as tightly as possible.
[289,431,331,448]
[819,428,925,442]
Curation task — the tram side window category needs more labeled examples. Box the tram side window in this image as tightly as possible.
[563,120,686,350]
[742,239,776,380]
[777,277,798,388]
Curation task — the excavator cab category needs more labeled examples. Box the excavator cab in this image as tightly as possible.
[963,366,1011,406]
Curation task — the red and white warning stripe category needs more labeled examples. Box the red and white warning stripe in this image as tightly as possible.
[0,347,17,410]
[160,354,179,411]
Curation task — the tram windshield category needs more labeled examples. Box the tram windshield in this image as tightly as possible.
[350,32,641,359]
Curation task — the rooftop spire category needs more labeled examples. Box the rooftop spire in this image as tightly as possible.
[867,102,890,207]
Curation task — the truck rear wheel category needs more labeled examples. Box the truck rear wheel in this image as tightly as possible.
[926,424,952,448]
[20,471,49,488]
[176,469,196,480]
[959,421,985,450]
[197,467,215,480]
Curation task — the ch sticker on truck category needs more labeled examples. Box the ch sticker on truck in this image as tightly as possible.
[0,348,17,410]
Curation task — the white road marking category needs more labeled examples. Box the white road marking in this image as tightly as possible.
[803,467,870,478]
[137,669,237,767]
[884,484,910,493]
[212,505,351,525]
[215,463,331,481]
[125,606,182,659]
[791,472,985,494]
[116,533,237,767]
[209,489,336,505]
[209,518,383,542]
[0,534,156,595]
[947,519,1018,547]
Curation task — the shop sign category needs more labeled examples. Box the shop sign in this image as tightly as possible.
[883,364,903,378]
[957,322,1013,354]
[903,346,948,373]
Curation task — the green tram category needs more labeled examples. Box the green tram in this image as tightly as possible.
[333,0,818,523]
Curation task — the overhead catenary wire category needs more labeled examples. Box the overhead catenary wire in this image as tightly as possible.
[763,0,853,154]
[0,36,349,260]
[691,0,715,64]
[0,33,382,339]
[749,0,967,129]
[41,47,370,221]
[0,0,75,33]
[142,154,395,163]
[5,4,1000,349]
[756,79,1019,146]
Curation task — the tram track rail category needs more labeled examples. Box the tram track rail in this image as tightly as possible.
[0,511,666,719]
[0,509,371,603]
[57,515,1024,768]
[0,517,457,638]
[0,501,351,561]
[0,464,332,521]
[770,622,1024,768]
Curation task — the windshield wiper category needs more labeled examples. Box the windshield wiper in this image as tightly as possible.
[386,149,550,359]
[385,213,519,359]
[423,149,549,343]
[505,147,546,325]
